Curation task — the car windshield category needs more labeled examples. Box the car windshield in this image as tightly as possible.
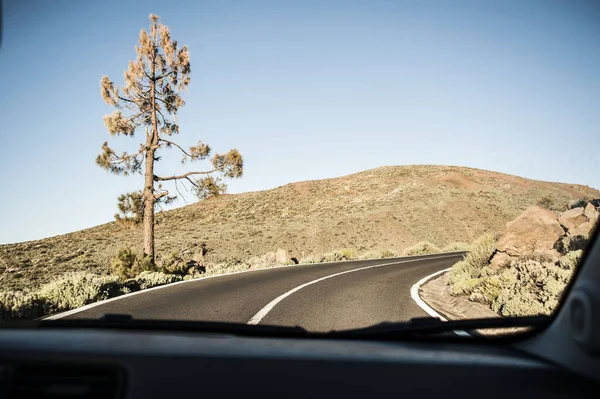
[1,0,599,336]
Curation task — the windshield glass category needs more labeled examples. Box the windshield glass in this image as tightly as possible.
[1,0,599,336]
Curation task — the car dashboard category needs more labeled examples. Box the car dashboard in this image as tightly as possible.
[0,328,596,398]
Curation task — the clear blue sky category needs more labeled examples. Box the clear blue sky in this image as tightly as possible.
[1,0,599,244]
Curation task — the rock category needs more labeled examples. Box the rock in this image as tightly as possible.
[584,203,598,226]
[275,248,290,264]
[185,260,206,275]
[496,206,565,257]
[570,222,593,237]
[559,207,587,232]
[187,265,206,275]
[489,252,512,268]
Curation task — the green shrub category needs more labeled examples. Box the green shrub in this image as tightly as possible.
[112,248,155,279]
[0,291,45,320]
[379,249,397,258]
[464,234,496,270]
[402,242,440,256]
[37,272,124,314]
[358,249,397,259]
[322,251,347,262]
[469,276,502,305]
[299,255,322,264]
[0,269,189,320]
[489,259,575,316]
[358,250,380,260]
[447,234,495,286]
[450,277,481,296]
[558,250,583,270]
[134,271,182,290]
[338,248,357,260]
[441,242,471,253]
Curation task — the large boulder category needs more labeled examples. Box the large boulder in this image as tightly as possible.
[570,222,594,237]
[584,203,598,226]
[496,206,565,257]
[559,207,587,232]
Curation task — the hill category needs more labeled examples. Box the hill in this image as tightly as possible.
[2,165,599,291]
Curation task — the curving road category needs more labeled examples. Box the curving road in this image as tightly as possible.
[55,253,465,331]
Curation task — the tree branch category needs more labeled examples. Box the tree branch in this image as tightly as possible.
[174,179,188,203]
[185,176,198,187]
[155,170,217,182]
[154,190,169,200]
[159,138,192,157]
[112,146,145,163]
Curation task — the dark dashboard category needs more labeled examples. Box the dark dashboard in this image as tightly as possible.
[0,328,596,398]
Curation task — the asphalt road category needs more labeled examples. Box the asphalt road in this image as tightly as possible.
[62,253,465,331]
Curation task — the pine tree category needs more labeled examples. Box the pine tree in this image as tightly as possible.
[97,14,243,263]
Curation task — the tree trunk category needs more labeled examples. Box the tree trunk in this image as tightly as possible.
[143,28,159,263]
[143,146,155,261]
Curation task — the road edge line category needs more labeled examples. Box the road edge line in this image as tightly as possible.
[410,268,471,337]
[248,254,462,325]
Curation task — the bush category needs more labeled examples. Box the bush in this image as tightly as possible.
[37,272,124,314]
[0,268,190,320]
[489,259,575,316]
[379,249,398,258]
[450,277,481,296]
[441,242,471,252]
[558,250,583,270]
[0,291,45,320]
[447,234,495,287]
[322,251,347,262]
[299,255,322,264]
[537,194,566,212]
[402,242,440,256]
[468,276,502,305]
[359,250,397,259]
[112,248,155,278]
[134,271,182,290]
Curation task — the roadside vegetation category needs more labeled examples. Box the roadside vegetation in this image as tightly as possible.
[402,242,440,256]
[447,234,585,317]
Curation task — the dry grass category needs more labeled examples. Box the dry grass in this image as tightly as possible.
[2,165,598,292]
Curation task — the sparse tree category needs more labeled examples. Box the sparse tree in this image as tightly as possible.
[97,14,243,263]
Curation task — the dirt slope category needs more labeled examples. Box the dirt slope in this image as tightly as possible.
[2,165,598,291]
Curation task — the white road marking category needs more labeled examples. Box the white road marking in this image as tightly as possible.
[45,262,305,320]
[410,268,471,337]
[247,254,462,325]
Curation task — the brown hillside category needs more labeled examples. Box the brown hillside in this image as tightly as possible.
[2,165,599,291]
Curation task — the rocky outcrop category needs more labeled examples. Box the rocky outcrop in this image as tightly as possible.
[559,207,587,232]
[489,202,599,268]
[495,206,564,256]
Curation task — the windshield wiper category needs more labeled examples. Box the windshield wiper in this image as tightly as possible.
[1,314,551,340]
[2,314,311,338]
[332,315,551,338]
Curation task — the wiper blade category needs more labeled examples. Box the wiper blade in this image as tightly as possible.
[3,314,310,338]
[332,315,551,338]
[1,314,552,340]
